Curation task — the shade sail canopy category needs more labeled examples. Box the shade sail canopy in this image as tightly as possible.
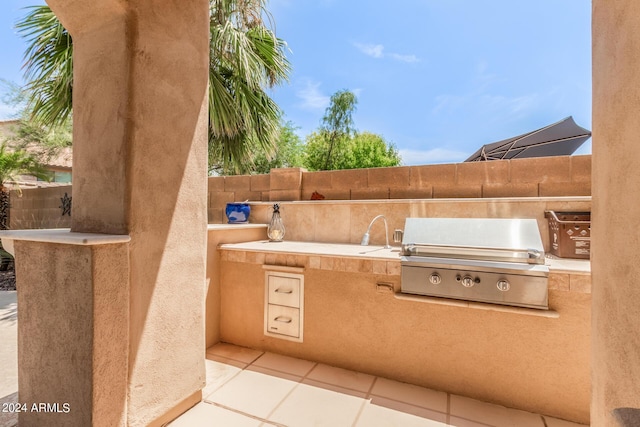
[465,116,591,162]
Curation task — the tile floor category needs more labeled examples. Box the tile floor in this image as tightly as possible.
[169,343,589,427]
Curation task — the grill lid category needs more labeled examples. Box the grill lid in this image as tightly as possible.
[401,218,546,265]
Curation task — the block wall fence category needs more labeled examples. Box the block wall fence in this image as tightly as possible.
[9,186,73,230]
[207,155,591,223]
[9,155,591,228]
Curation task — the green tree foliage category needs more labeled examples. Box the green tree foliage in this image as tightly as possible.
[0,142,51,230]
[302,131,339,172]
[16,1,290,174]
[302,90,402,171]
[342,132,402,169]
[303,131,401,171]
[0,143,51,188]
[316,89,357,170]
[0,80,72,164]
[250,120,304,174]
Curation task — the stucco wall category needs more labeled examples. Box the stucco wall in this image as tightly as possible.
[247,197,591,254]
[205,225,268,348]
[207,155,592,223]
[16,241,129,427]
[9,156,591,230]
[31,0,211,425]
[592,1,640,425]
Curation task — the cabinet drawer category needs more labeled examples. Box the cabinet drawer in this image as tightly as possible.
[266,305,300,338]
[267,275,301,307]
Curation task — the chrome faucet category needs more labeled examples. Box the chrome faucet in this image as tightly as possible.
[360,215,391,248]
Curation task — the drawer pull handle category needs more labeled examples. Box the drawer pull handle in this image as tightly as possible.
[275,288,293,294]
[274,316,292,323]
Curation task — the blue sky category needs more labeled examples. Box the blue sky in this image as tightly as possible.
[0,0,592,165]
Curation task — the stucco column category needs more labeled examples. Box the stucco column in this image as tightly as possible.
[592,1,640,425]
[15,0,210,425]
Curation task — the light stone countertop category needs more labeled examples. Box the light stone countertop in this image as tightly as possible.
[544,254,591,274]
[219,240,401,260]
[219,240,591,273]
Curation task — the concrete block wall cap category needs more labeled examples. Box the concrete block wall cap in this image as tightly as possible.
[0,229,131,246]
[242,196,591,205]
[207,224,268,231]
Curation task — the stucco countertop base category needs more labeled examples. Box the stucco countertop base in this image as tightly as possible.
[217,239,591,423]
[218,240,591,317]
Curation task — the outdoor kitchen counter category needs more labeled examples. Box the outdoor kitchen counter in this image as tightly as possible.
[217,240,592,424]
[218,239,591,278]
[219,240,402,259]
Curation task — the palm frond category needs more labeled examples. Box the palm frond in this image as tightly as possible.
[16,6,73,128]
[16,1,291,174]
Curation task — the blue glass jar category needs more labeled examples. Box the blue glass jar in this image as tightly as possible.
[225,203,251,224]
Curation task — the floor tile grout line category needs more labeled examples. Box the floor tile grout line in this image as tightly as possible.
[202,366,245,400]
[207,401,287,427]
[367,390,448,415]
[205,352,251,368]
[301,361,320,381]
[349,376,378,427]
[447,414,495,427]
[350,397,369,427]
[365,376,378,399]
[250,358,449,417]
[208,347,561,427]
[249,358,318,379]
[300,377,373,395]
[242,349,301,424]
[250,359,370,427]
[249,363,451,425]
[263,380,302,423]
[299,363,376,395]
[256,353,318,427]
[206,345,264,365]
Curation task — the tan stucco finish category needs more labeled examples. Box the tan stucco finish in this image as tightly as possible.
[19,0,211,425]
[592,1,640,425]
[16,241,129,427]
[206,226,268,348]
[219,256,591,424]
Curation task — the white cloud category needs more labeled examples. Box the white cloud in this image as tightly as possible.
[354,42,384,58]
[389,53,419,63]
[432,94,466,114]
[432,61,541,120]
[399,148,470,165]
[353,42,418,63]
[295,79,330,110]
[480,93,540,117]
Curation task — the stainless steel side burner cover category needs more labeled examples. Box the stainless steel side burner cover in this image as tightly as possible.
[400,218,549,309]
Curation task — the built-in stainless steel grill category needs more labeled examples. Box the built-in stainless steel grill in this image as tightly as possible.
[401,218,549,309]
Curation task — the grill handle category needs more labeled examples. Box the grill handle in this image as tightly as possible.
[402,243,545,264]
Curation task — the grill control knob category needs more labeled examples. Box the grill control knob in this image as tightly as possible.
[497,279,510,292]
[429,273,442,285]
[461,275,474,287]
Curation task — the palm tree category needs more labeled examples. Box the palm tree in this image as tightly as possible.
[16,0,290,174]
[0,143,51,230]
[208,0,291,174]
